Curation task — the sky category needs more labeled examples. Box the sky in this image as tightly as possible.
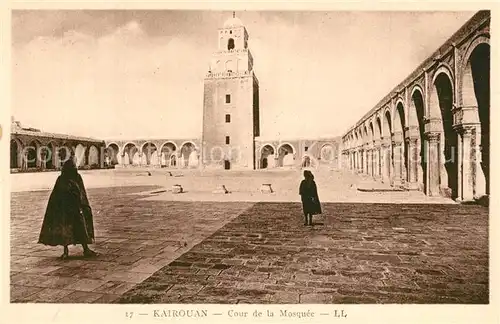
[11,10,476,140]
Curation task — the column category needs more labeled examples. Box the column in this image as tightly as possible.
[99,146,105,169]
[372,140,380,180]
[381,137,390,183]
[405,137,420,190]
[459,127,474,201]
[473,127,486,198]
[426,132,441,197]
[156,151,162,168]
[359,148,364,173]
[35,146,42,168]
[40,149,47,170]
[365,145,370,175]
[21,150,28,170]
[391,132,403,186]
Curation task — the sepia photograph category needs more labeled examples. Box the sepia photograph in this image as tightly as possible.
[5,5,492,315]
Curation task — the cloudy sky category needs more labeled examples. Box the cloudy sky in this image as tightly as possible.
[12,10,475,140]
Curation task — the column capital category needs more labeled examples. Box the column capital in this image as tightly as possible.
[425,132,441,143]
[392,131,404,145]
[404,125,420,139]
[405,137,419,145]
[381,137,391,148]
[454,123,480,135]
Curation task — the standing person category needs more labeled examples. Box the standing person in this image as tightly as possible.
[38,158,97,259]
[299,170,322,226]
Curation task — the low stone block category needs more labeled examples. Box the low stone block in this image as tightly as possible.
[260,184,273,193]
[172,184,183,194]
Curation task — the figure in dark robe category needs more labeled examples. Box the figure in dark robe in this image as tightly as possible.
[299,170,322,226]
[38,159,97,259]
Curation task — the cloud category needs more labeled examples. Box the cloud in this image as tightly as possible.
[13,20,207,140]
[12,11,476,141]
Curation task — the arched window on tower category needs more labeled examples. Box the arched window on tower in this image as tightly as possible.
[227,38,235,50]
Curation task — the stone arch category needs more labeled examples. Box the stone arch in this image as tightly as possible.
[394,102,407,183]
[123,142,139,166]
[160,142,177,168]
[430,71,458,198]
[260,144,275,169]
[180,141,198,168]
[10,138,22,169]
[429,64,455,119]
[459,34,490,104]
[375,116,382,139]
[26,139,41,168]
[408,84,425,127]
[383,110,393,180]
[141,142,158,166]
[58,143,74,166]
[106,143,120,166]
[461,40,490,196]
[74,144,87,167]
[411,87,427,190]
[88,145,99,167]
[43,141,57,169]
[383,109,392,138]
[277,143,295,167]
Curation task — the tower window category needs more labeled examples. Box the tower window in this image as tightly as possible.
[225,136,230,144]
[230,30,232,34]
[305,146,309,152]
[225,114,231,123]
[227,38,235,50]
[226,94,231,103]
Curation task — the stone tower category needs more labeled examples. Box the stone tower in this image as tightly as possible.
[202,13,260,170]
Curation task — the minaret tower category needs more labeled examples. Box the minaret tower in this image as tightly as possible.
[201,13,260,170]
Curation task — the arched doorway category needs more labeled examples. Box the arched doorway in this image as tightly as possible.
[278,144,294,167]
[463,42,490,196]
[432,72,458,198]
[260,145,275,169]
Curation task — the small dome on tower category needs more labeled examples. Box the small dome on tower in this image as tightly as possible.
[224,16,244,28]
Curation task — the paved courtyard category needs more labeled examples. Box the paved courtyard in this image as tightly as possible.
[10,169,488,303]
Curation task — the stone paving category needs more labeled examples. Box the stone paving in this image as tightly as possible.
[117,202,488,304]
[9,170,488,304]
[10,186,253,303]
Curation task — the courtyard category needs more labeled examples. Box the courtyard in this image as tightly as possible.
[9,168,488,304]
